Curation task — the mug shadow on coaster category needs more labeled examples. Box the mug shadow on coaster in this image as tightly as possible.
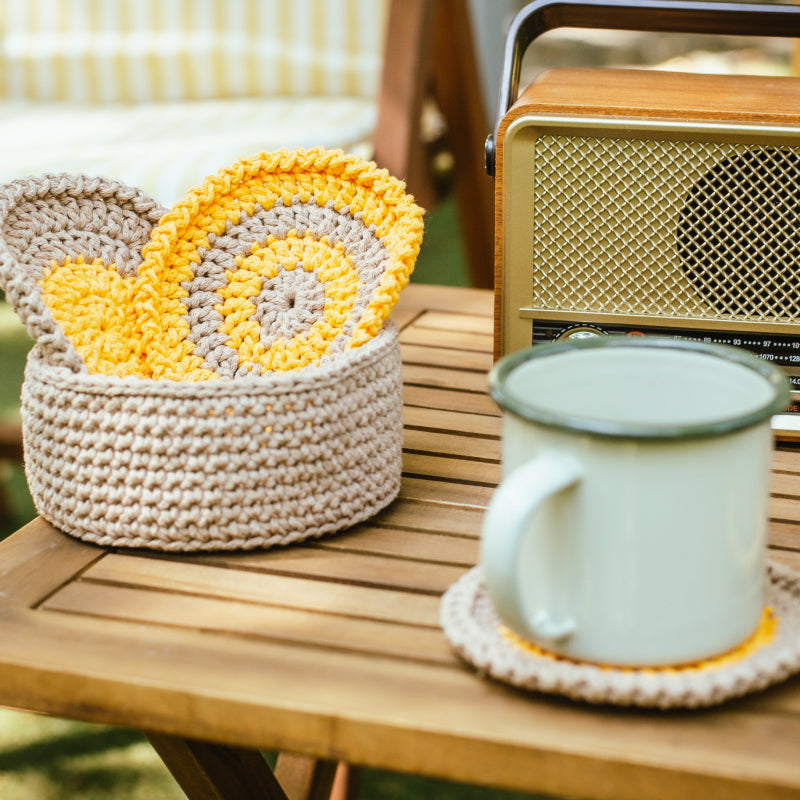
[479,336,790,669]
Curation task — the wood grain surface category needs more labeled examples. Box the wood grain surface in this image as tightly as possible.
[0,284,799,800]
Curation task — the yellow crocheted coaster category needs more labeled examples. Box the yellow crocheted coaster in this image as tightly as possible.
[39,148,424,380]
[500,606,778,674]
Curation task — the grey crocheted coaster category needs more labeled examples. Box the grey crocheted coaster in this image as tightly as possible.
[440,563,800,708]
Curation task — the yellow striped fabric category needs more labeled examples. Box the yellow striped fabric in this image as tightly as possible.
[0,0,387,103]
[0,96,377,206]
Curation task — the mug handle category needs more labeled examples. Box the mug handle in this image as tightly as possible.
[481,451,583,642]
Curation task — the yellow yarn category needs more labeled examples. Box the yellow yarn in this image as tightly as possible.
[149,149,423,353]
[37,147,424,380]
[501,606,778,673]
[218,232,359,372]
[40,256,214,381]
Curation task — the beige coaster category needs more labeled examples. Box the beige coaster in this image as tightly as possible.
[440,562,800,708]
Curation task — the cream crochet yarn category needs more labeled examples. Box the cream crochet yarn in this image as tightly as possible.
[21,323,402,551]
[441,563,800,708]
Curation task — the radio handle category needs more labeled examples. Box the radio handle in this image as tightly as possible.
[485,0,800,175]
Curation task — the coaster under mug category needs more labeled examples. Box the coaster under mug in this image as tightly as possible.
[440,562,800,709]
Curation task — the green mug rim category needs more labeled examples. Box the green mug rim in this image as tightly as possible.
[489,336,791,440]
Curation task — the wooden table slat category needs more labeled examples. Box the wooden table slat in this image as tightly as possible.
[402,384,499,416]
[186,546,469,595]
[312,526,480,567]
[404,427,500,461]
[389,305,424,333]
[79,555,442,627]
[769,495,800,524]
[767,520,800,553]
[372,495,486,535]
[395,283,493,317]
[399,476,494,508]
[402,451,501,486]
[403,363,490,393]
[403,405,500,438]
[400,327,494,353]
[407,311,494,334]
[400,342,494,372]
[771,472,800,497]
[771,448,800,474]
[44,581,457,666]
[0,519,102,608]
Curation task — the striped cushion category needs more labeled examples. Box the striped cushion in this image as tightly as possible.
[0,96,376,206]
[0,0,387,205]
[0,0,387,102]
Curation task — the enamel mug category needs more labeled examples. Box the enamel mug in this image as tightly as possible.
[481,337,790,666]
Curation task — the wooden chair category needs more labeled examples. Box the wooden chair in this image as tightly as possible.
[374,0,494,289]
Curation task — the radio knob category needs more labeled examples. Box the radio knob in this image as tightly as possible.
[556,324,606,341]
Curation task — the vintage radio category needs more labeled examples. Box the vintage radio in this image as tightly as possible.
[487,0,800,437]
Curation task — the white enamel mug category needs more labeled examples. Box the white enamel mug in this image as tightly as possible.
[481,337,790,666]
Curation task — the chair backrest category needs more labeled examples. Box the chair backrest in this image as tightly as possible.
[0,0,387,103]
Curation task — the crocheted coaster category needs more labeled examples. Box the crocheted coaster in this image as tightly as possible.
[440,563,800,708]
[0,148,422,551]
[0,148,423,379]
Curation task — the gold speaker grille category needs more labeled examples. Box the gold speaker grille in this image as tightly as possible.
[532,135,800,322]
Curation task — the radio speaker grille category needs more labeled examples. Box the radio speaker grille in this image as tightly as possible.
[532,135,800,322]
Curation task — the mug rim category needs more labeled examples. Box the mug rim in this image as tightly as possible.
[489,336,791,440]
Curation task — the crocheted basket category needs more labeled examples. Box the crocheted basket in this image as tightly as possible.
[0,149,423,551]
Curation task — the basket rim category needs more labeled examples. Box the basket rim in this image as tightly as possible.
[24,320,399,399]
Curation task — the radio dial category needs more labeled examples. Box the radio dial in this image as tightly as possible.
[556,324,606,342]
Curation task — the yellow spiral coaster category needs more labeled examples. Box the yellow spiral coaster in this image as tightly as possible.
[38,147,424,380]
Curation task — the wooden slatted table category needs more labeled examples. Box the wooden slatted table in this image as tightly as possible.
[1,283,800,800]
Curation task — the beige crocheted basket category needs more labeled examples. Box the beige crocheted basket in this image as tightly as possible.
[0,149,422,551]
[21,326,402,551]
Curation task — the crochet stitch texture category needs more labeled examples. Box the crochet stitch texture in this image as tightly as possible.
[0,148,422,550]
[21,324,403,550]
[440,563,800,708]
[3,147,423,379]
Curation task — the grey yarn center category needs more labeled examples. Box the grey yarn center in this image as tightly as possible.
[182,198,388,378]
[253,267,326,348]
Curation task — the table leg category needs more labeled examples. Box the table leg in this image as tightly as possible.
[147,732,290,800]
[330,763,361,800]
[274,753,341,800]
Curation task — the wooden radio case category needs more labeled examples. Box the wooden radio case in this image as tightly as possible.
[487,0,800,438]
